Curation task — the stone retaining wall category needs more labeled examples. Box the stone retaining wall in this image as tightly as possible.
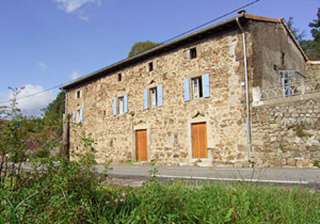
[252,93,320,167]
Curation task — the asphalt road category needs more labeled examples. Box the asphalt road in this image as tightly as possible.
[94,164,320,185]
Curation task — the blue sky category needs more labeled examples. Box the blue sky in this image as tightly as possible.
[0,0,318,115]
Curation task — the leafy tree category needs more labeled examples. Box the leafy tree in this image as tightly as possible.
[128,41,159,57]
[310,8,320,41]
[287,17,305,43]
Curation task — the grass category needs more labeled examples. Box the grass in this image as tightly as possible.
[0,160,320,223]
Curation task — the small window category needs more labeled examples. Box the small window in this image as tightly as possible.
[191,77,203,98]
[281,52,285,66]
[76,90,81,99]
[149,87,157,107]
[118,96,124,114]
[76,109,81,123]
[189,47,197,59]
[117,73,122,82]
[148,62,154,72]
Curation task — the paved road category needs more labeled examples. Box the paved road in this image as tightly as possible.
[95,164,320,185]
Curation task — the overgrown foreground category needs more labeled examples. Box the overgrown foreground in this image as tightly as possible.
[0,161,320,224]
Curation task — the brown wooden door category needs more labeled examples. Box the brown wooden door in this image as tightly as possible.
[135,129,148,161]
[192,122,208,158]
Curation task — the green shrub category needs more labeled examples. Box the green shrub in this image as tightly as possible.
[1,163,320,223]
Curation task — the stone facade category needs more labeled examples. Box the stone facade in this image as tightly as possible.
[66,29,249,167]
[63,14,320,168]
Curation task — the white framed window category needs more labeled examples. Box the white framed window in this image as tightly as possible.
[149,87,157,107]
[143,85,163,110]
[112,95,128,115]
[184,74,210,102]
[118,96,125,114]
[72,106,84,124]
[191,77,203,99]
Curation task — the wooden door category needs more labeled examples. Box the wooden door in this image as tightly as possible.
[192,122,208,158]
[135,129,147,161]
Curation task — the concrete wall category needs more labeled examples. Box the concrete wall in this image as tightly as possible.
[66,30,249,167]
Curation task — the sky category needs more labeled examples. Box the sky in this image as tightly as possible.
[0,0,319,116]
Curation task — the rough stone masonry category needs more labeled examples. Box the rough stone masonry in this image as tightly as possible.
[62,13,320,168]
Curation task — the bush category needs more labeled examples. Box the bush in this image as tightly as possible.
[1,164,320,224]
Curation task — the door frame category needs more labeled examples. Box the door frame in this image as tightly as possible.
[188,117,212,164]
[132,124,151,162]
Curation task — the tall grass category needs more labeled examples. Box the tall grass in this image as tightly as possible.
[0,161,319,223]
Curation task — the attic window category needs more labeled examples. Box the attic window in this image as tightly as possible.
[76,90,81,99]
[189,47,197,59]
[117,73,122,82]
[281,52,285,66]
[148,62,154,72]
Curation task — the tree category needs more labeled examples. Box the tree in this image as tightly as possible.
[128,41,159,57]
[310,8,320,41]
[287,17,305,43]
[303,8,320,60]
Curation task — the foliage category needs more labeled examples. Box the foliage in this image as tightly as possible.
[1,170,320,223]
[287,9,320,60]
[128,41,159,57]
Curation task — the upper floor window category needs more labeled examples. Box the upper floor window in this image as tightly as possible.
[144,85,163,109]
[112,95,128,115]
[184,74,210,102]
[75,90,81,99]
[191,77,203,99]
[117,73,122,82]
[189,47,197,59]
[149,87,158,107]
[72,106,84,123]
[148,61,154,72]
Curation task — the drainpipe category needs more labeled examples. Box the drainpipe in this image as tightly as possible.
[236,17,252,163]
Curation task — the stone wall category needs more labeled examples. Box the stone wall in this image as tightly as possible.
[252,93,320,167]
[66,30,249,167]
[248,21,306,91]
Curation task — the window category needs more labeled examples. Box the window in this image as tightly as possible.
[189,47,197,59]
[148,62,154,72]
[76,109,81,123]
[184,74,210,102]
[118,96,125,114]
[76,90,81,99]
[281,52,285,66]
[191,77,203,99]
[144,85,163,109]
[149,87,157,107]
[112,95,128,115]
[280,71,292,96]
[117,73,122,82]
[72,106,84,123]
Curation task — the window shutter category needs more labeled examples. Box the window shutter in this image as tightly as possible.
[112,97,117,115]
[80,106,84,123]
[124,95,128,113]
[144,89,149,110]
[202,74,210,98]
[183,79,190,102]
[157,84,163,106]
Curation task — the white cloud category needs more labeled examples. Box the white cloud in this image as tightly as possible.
[71,71,81,80]
[0,85,56,117]
[37,61,48,71]
[54,0,99,13]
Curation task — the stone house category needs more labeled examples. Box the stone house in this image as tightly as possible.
[62,12,320,168]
